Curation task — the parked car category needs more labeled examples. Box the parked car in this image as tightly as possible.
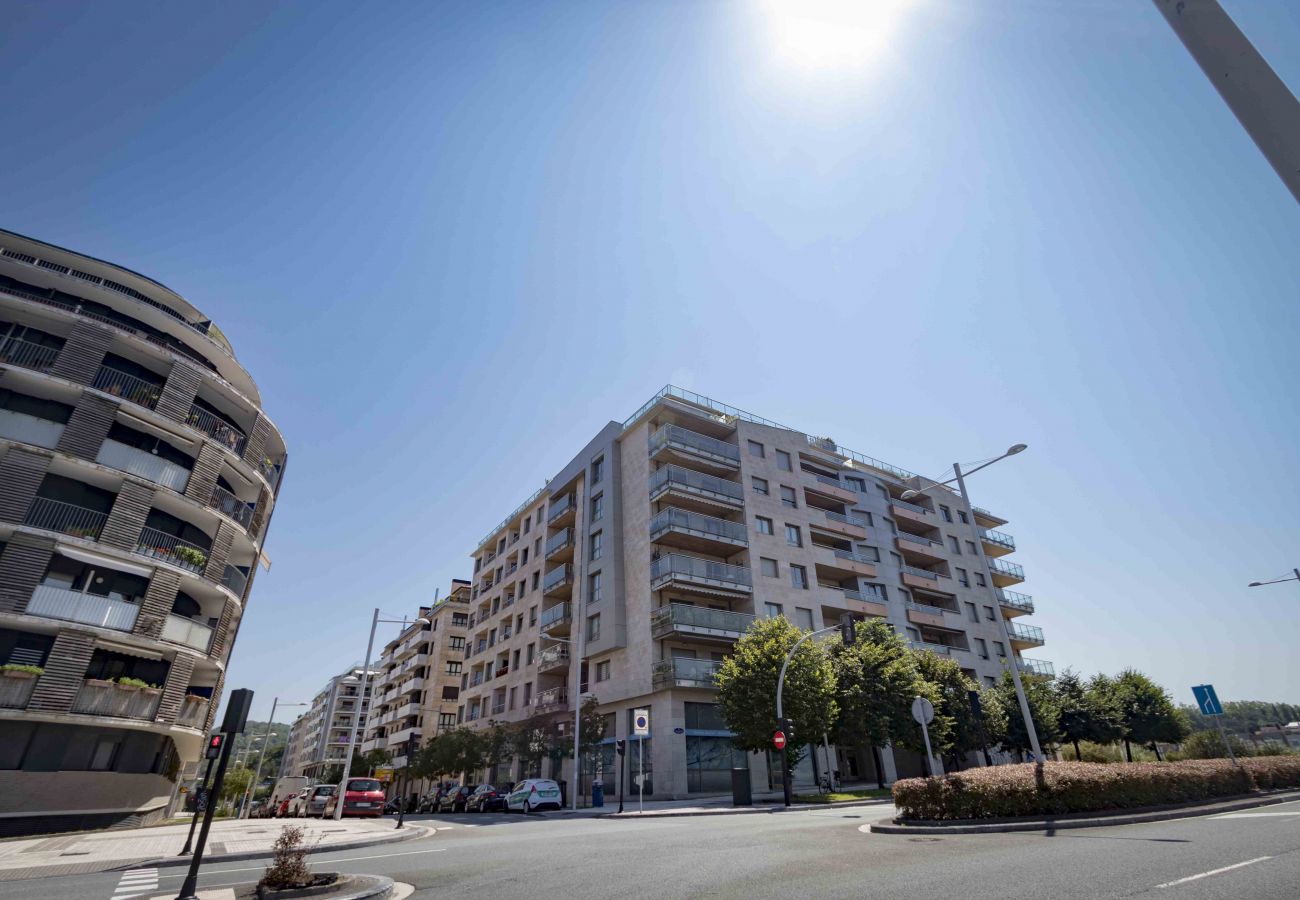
[437,785,473,813]
[300,784,337,817]
[465,784,507,813]
[421,783,458,813]
[505,779,562,813]
[275,796,295,818]
[323,777,386,818]
[269,776,309,818]
[285,788,311,817]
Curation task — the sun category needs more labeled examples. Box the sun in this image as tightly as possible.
[759,0,919,73]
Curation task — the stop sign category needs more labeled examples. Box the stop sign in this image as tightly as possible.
[773,730,787,750]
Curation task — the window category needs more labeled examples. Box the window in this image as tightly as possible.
[958,510,969,524]
[589,571,603,603]
[993,641,1006,657]
[795,607,815,631]
[513,649,521,669]
[785,524,802,547]
[523,517,531,534]
[752,476,768,495]
[439,713,456,728]
[965,540,977,555]
[790,565,808,589]
[983,605,996,621]
[956,568,969,587]
[521,547,529,564]
[89,735,121,772]
[948,536,961,553]
[526,643,535,664]
[984,676,996,688]
[591,456,604,485]
[973,572,985,587]
[964,601,979,623]
[590,530,603,561]
[940,505,953,523]
[760,557,779,578]
[780,486,797,508]
[974,638,989,659]
[587,614,601,642]
[448,636,465,651]
[906,626,921,642]
[524,683,533,705]
[532,571,540,589]
[529,606,538,625]
[859,545,880,562]
[846,476,866,493]
[862,583,886,602]
[775,449,792,471]
[509,687,517,710]
[446,661,462,675]
[595,660,611,682]
[591,494,604,522]
[755,516,773,535]
[765,602,784,618]
[441,685,459,700]
[748,440,765,458]
[857,511,874,526]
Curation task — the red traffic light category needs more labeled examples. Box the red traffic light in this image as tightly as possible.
[773,730,787,750]
[205,734,224,759]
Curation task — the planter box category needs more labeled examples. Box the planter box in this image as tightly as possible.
[72,680,163,720]
[0,673,37,710]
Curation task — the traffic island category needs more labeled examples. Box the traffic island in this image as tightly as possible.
[173,874,396,900]
[249,826,395,899]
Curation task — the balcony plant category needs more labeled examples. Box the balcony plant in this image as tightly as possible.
[116,676,159,691]
[175,546,209,569]
[0,664,43,679]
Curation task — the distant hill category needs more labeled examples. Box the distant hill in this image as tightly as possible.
[1181,700,1300,735]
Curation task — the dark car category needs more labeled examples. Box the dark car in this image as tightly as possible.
[437,785,473,813]
[465,784,507,813]
[423,782,458,813]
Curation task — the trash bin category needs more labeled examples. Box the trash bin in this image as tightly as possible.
[731,767,751,806]
[592,781,605,808]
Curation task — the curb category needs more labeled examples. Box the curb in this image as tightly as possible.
[252,873,395,899]
[113,824,431,872]
[590,797,893,819]
[868,790,1300,834]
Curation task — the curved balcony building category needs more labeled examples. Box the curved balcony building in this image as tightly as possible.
[0,229,287,836]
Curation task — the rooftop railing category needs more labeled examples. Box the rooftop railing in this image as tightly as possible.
[650,507,748,544]
[649,424,740,464]
[476,485,546,551]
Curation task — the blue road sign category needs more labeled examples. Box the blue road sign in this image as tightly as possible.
[1192,684,1224,716]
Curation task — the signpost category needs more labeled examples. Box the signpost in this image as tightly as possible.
[912,696,941,777]
[374,767,394,783]
[1193,684,1239,766]
[633,708,649,815]
[773,730,787,751]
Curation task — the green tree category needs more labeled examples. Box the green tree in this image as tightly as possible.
[1110,669,1190,761]
[1054,669,1123,760]
[1174,729,1254,760]
[715,615,837,756]
[413,727,485,780]
[913,650,1007,768]
[830,619,923,782]
[511,714,563,777]
[220,766,253,809]
[992,671,1060,758]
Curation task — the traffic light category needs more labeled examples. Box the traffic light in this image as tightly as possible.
[615,739,626,756]
[778,718,795,746]
[205,734,224,760]
[839,613,856,646]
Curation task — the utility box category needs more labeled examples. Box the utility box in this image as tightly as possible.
[731,768,751,806]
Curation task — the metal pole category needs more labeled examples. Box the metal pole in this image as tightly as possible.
[952,462,1043,761]
[335,608,379,820]
[176,730,237,900]
[919,719,935,778]
[822,732,834,792]
[638,737,644,814]
[179,756,216,855]
[571,593,585,811]
[775,625,837,807]
[617,744,625,814]
[1216,716,1240,767]
[241,698,277,818]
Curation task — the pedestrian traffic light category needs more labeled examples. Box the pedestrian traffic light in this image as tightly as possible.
[839,613,856,646]
[778,718,795,745]
[205,734,224,760]
[616,739,626,756]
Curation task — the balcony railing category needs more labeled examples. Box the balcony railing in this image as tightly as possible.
[988,559,1025,579]
[896,532,941,549]
[96,439,191,492]
[830,548,876,568]
[137,526,209,574]
[534,687,569,711]
[651,603,755,639]
[0,336,59,372]
[996,590,1034,614]
[91,366,162,410]
[539,602,571,630]
[547,493,576,523]
[71,680,162,720]
[257,456,284,492]
[543,564,574,593]
[0,408,64,449]
[209,484,254,528]
[900,565,939,581]
[651,554,752,591]
[981,530,1016,551]
[648,465,744,505]
[491,701,507,716]
[811,473,845,489]
[0,673,38,710]
[652,657,722,689]
[1006,622,1045,644]
[911,640,967,656]
[186,404,247,455]
[649,507,748,545]
[23,496,108,540]
[648,424,740,466]
[177,694,210,728]
[221,565,248,597]
[906,601,950,618]
[890,497,929,515]
[162,613,215,653]
[1017,658,1055,677]
[545,527,574,558]
[537,646,570,672]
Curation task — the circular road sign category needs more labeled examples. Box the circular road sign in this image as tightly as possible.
[773,730,787,750]
[911,696,935,725]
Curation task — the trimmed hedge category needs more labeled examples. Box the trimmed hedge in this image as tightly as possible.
[893,758,1300,821]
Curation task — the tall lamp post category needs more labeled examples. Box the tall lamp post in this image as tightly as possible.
[901,443,1043,763]
[1248,569,1300,591]
[241,698,306,818]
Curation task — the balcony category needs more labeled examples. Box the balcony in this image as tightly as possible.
[1017,657,1055,678]
[91,365,161,411]
[648,465,744,512]
[1006,621,1045,648]
[97,439,191,493]
[650,603,755,643]
[0,408,64,449]
[815,548,877,579]
[900,565,945,591]
[652,658,722,690]
[980,529,1016,558]
[803,473,857,505]
[812,509,867,540]
[207,484,255,529]
[650,507,747,554]
[905,601,951,628]
[910,640,967,657]
[537,645,570,674]
[186,404,247,456]
[545,527,575,562]
[0,672,38,710]
[136,526,209,574]
[71,679,162,720]
[894,532,945,564]
[651,554,752,596]
[547,493,576,525]
[27,583,139,631]
[648,424,740,474]
[161,614,214,653]
[0,336,59,372]
[23,496,107,541]
[840,590,889,618]
[176,694,210,728]
[534,686,569,713]
[543,563,574,598]
[973,506,1008,528]
[889,498,932,526]
[987,558,1025,587]
[221,565,248,597]
[491,700,507,716]
[997,589,1034,617]
[539,602,572,635]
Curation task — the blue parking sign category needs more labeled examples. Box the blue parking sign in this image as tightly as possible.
[1192,684,1223,716]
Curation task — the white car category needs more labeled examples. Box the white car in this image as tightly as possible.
[285,787,311,817]
[506,779,562,813]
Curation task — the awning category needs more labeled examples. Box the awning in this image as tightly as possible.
[118,410,199,451]
[94,639,164,661]
[56,544,154,578]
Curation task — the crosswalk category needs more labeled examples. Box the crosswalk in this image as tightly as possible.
[111,867,159,898]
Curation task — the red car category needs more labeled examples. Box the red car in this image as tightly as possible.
[276,797,294,818]
[323,777,386,818]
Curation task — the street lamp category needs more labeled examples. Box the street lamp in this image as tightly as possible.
[1248,569,1300,589]
[900,443,1043,763]
[241,699,306,818]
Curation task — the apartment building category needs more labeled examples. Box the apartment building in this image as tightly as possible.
[0,230,286,835]
[459,386,1048,799]
[280,665,374,781]
[361,580,471,768]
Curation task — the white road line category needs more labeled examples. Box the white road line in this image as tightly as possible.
[111,867,159,899]
[1155,856,1272,889]
[156,847,447,879]
[1211,812,1300,819]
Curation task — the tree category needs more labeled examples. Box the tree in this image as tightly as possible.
[220,766,254,809]
[715,615,837,756]
[1110,669,1190,761]
[1175,729,1253,760]
[913,650,1007,769]
[830,619,923,783]
[992,671,1060,758]
[1054,669,1123,760]
[413,727,485,781]
[511,714,564,777]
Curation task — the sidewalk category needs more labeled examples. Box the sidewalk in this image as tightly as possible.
[0,816,427,881]
[555,791,894,819]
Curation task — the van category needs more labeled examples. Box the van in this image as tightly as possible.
[269,776,310,817]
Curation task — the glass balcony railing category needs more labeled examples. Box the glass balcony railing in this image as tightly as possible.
[0,408,64,449]
[161,614,215,653]
[896,531,941,549]
[539,602,571,629]
[208,484,254,528]
[890,497,929,515]
[1017,657,1055,677]
[997,590,1034,614]
[534,686,569,711]
[186,404,247,455]
[1007,622,1045,644]
[651,603,755,638]
[906,601,951,618]
[988,558,1025,579]
[221,564,249,597]
[92,365,162,410]
[136,526,210,574]
[96,439,191,492]
[981,530,1016,551]
[0,336,59,372]
[545,527,574,558]
[651,554,752,590]
[650,507,748,544]
[649,465,744,504]
[648,424,740,465]
[542,564,573,593]
[24,496,108,540]
[652,657,722,688]
[829,548,875,568]
[900,565,940,581]
[821,509,867,529]
[176,695,210,728]
[547,493,575,523]
[26,584,139,632]
[537,646,570,671]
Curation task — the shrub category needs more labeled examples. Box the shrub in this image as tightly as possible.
[116,676,156,689]
[0,664,44,676]
[259,825,312,891]
[892,758,1300,821]
[175,546,208,568]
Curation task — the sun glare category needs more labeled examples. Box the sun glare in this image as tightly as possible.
[760,0,917,74]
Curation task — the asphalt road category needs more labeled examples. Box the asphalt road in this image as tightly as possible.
[9,799,1300,900]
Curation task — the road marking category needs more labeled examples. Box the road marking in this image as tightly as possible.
[156,848,447,879]
[1211,812,1300,819]
[111,867,159,898]
[1155,856,1272,889]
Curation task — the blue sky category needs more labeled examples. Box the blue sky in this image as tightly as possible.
[2,1,1297,724]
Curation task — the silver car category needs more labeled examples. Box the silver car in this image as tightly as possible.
[300,784,337,817]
